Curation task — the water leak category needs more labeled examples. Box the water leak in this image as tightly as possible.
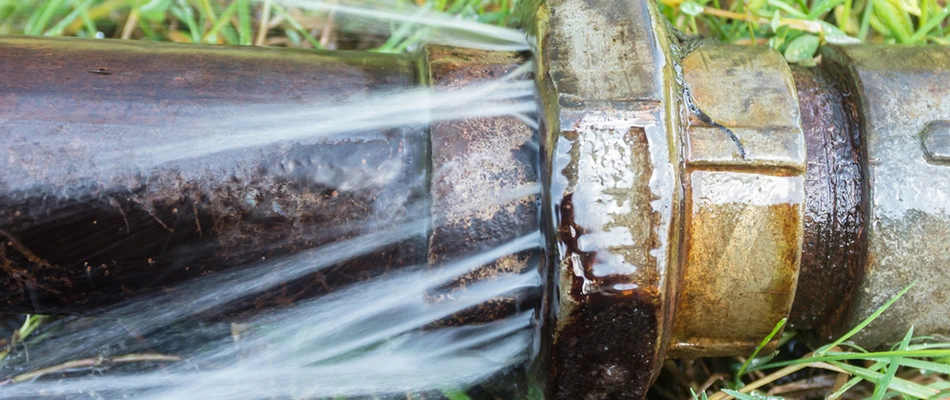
[0,222,541,399]
[0,7,543,395]
[0,235,540,399]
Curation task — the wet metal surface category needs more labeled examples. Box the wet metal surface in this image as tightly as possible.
[425,46,540,325]
[672,171,802,356]
[788,66,864,335]
[530,0,682,397]
[682,43,805,170]
[542,0,664,106]
[672,43,803,357]
[0,36,429,313]
[821,45,950,348]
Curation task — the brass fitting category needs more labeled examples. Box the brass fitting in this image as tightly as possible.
[527,0,950,398]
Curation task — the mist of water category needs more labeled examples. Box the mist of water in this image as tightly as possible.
[1,231,540,399]
[47,63,534,182]
[123,64,534,168]
[265,0,531,52]
[0,2,542,395]
[1,67,541,399]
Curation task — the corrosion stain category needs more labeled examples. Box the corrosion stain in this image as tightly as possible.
[545,193,660,400]
[670,169,803,357]
[557,193,596,292]
[788,66,864,334]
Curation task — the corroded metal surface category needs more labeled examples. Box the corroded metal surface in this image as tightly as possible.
[788,66,864,336]
[682,43,805,170]
[425,46,540,325]
[0,36,429,313]
[528,0,682,397]
[821,45,950,348]
[671,43,804,357]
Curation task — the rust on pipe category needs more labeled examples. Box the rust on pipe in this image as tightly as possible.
[532,0,676,397]
[788,65,865,336]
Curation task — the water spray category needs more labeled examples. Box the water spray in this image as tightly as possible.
[2,0,950,398]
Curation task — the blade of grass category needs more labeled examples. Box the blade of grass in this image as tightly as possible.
[840,0,853,31]
[120,5,139,39]
[237,0,252,45]
[872,0,912,42]
[767,0,807,18]
[827,361,886,399]
[172,0,202,42]
[63,0,123,35]
[830,360,939,398]
[271,4,323,49]
[254,0,271,45]
[79,5,98,37]
[0,315,49,362]
[736,318,787,381]
[44,0,93,36]
[699,6,824,34]
[898,358,950,375]
[751,349,950,371]
[137,16,164,40]
[909,6,950,43]
[209,0,240,44]
[25,0,66,36]
[374,4,431,52]
[930,391,950,400]
[709,361,848,400]
[1,353,181,385]
[808,0,845,19]
[691,388,710,400]
[720,389,764,400]
[872,326,914,400]
[859,0,874,40]
[202,0,240,43]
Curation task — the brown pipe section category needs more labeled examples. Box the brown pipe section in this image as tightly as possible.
[789,66,865,335]
[0,36,429,314]
[0,36,538,316]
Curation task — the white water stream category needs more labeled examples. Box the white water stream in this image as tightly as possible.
[0,2,541,398]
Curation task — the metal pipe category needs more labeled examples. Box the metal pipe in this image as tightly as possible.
[526,0,950,398]
[2,3,950,397]
[0,36,538,318]
[0,36,429,313]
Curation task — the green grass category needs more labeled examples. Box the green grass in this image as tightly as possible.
[684,284,950,400]
[660,0,950,64]
[0,0,517,51]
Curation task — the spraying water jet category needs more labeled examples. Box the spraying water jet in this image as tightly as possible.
[2,0,950,398]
